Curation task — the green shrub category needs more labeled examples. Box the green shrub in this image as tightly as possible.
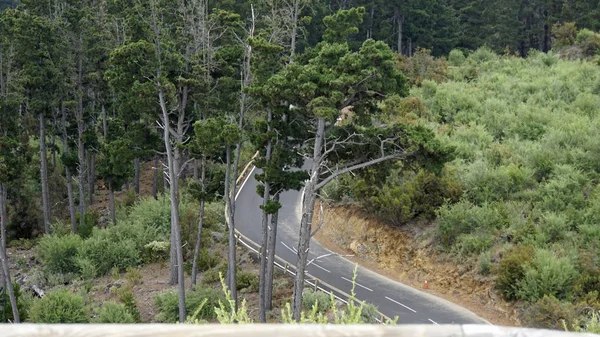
[92,301,136,323]
[469,46,497,64]
[236,270,259,292]
[116,286,141,322]
[77,210,99,239]
[155,286,225,322]
[0,283,29,323]
[436,201,505,247]
[452,233,495,257]
[576,28,596,44]
[75,256,97,280]
[360,302,379,323]
[50,220,71,237]
[142,240,170,264]
[523,295,577,329]
[302,289,332,313]
[448,49,466,66]
[494,246,535,300]
[29,289,89,323]
[125,267,143,285]
[516,249,579,302]
[201,268,220,285]
[36,234,83,275]
[196,249,220,273]
[79,233,140,275]
[478,251,493,275]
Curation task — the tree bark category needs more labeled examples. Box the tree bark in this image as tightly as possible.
[224,146,237,308]
[39,113,52,234]
[0,184,20,323]
[396,8,404,55]
[76,69,86,232]
[108,179,116,225]
[265,193,280,311]
[259,109,273,323]
[152,156,159,200]
[101,104,107,139]
[193,159,198,181]
[159,88,186,323]
[88,151,95,206]
[290,0,300,61]
[191,156,206,287]
[61,107,77,232]
[292,117,325,321]
[134,157,140,194]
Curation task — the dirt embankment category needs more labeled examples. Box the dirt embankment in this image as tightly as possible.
[312,201,519,327]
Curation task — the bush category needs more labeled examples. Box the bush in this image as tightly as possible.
[77,211,99,239]
[576,29,596,44]
[79,234,140,275]
[478,251,492,275]
[142,240,170,264]
[469,46,497,64]
[523,295,577,329]
[494,246,535,300]
[448,49,466,66]
[75,256,97,280]
[236,270,259,292]
[29,289,89,323]
[302,289,332,313]
[436,201,505,248]
[196,249,220,273]
[360,302,379,323]
[552,22,577,49]
[516,249,579,302]
[36,234,83,275]
[0,283,29,323]
[201,268,220,285]
[116,286,141,322]
[93,301,136,323]
[452,233,495,257]
[155,286,225,322]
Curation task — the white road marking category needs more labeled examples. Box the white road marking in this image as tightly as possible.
[235,167,255,200]
[281,241,297,254]
[341,276,373,292]
[428,318,439,325]
[311,263,331,273]
[385,296,417,313]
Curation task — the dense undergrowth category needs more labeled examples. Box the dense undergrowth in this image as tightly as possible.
[324,47,600,329]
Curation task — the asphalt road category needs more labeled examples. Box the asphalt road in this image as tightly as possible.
[234,167,489,325]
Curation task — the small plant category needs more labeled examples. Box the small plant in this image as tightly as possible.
[142,241,170,264]
[214,273,252,324]
[29,289,89,323]
[197,249,220,272]
[155,285,224,322]
[494,245,535,300]
[478,251,492,275]
[236,270,259,292]
[302,289,332,313]
[92,301,136,323]
[36,234,83,275]
[116,286,141,322]
[201,268,220,285]
[75,256,97,280]
[125,267,143,285]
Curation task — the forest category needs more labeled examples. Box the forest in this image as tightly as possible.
[0,0,600,332]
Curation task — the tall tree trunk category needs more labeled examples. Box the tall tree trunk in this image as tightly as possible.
[39,113,52,234]
[152,156,159,200]
[51,136,56,170]
[162,156,167,197]
[134,157,140,194]
[290,0,300,61]
[265,193,280,311]
[191,156,206,286]
[101,104,107,139]
[193,159,198,181]
[224,147,238,308]
[396,8,404,55]
[108,179,116,225]
[259,109,273,323]
[159,88,186,323]
[292,117,325,321]
[61,106,77,232]
[88,150,95,206]
[0,184,20,323]
[77,34,86,231]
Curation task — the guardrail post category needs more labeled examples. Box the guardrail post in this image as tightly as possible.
[314,279,318,292]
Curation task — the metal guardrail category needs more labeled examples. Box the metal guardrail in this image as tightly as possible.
[2,324,598,337]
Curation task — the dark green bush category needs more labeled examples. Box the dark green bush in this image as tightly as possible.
[0,283,28,322]
[155,286,225,322]
[92,301,135,323]
[494,246,534,300]
[36,234,83,275]
[436,201,505,247]
[452,233,495,257]
[236,270,259,292]
[360,302,379,323]
[142,241,170,264]
[77,210,99,239]
[522,295,576,329]
[196,249,221,273]
[29,289,89,323]
[79,233,140,275]
[116,286,141,322]
[201,268,220,285]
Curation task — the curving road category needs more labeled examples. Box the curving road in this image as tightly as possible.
[235,167,489,325]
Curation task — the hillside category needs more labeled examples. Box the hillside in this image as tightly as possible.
[319,48,600,330]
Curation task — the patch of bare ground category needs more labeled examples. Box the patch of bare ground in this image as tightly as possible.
[312,200,519,327]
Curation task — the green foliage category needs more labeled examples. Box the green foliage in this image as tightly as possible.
[478,251,492,275]
[142,241,170,264]
[524,295,577,329]
[516,249,579,302]
[201,268,220,285]
[116,286,141,323]
[236,270,259,292]
[398,48,448,86]
[196,249,221,273]
[494,246,535,300]
[448,49,466,66]
[29,289,89,323]
[92,301,136,323]
[78,233,140,276]
[36,234,83,275]
[436,201,505,248]
[0,283,28,322]
[302,289,332,313]
[76,210,99,239]
[155,286,225,323]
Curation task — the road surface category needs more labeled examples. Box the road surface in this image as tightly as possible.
[234,167,489,325]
